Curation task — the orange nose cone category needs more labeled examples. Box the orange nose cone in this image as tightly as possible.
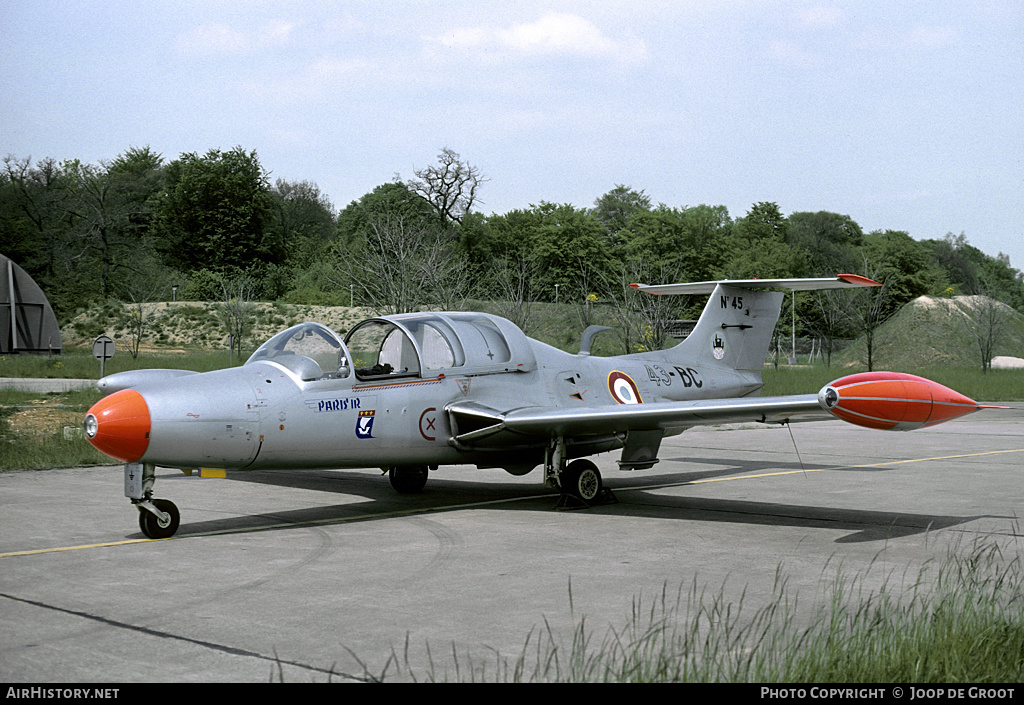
[84,389,151,462]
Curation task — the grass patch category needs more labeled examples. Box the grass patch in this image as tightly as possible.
[0,388,113,471]
[349,538,1024,682]
[0,349,236,379]
[761,365,1024,401]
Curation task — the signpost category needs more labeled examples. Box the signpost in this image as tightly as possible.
[93,335,115,378]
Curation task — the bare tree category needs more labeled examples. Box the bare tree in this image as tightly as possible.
[117,299,154,360]
[406,148,487,225]
[841,261,894,371]
[117,279,170,359]
[217,275,258,361]
[956,292,1011,373]
[340,216,472,315]
[418,234,477,311]
[491,256,538,333]
[601,259,682,354]
[808,288,856,366]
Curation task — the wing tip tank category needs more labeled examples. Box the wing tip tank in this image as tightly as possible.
[818,371,985,431]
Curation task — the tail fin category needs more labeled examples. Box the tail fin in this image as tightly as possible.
[632,275,880,372]
[678,284,785,371]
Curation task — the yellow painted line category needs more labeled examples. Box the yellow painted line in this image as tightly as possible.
[0,493,550,559]
[627,447,1024,491]
[0,538,165,558]
[705,447,1024,483]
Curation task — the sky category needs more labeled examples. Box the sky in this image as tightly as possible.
[3,1,1022,271]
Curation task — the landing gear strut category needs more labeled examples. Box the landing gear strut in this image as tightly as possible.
[126,462,181,539]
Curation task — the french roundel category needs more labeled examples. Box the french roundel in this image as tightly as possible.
[608,371,643,405]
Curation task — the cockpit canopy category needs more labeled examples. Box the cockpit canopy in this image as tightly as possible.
[246,322,347,381]
[345,312,536,380]
[246,313,536,384]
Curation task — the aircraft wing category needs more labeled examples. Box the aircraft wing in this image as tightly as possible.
[447,394,828,447]
[631,274,880,296]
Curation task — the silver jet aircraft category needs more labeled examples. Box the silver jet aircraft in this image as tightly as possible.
[84,276,996,538]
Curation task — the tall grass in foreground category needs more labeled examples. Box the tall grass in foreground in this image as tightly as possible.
[354,538,1024,682]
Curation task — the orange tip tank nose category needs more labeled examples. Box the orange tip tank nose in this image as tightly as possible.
[819,372,981,431]
[84,389,151,462]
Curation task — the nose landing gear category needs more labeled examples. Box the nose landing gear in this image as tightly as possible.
[137,498,180,539]
[126,462,181,539]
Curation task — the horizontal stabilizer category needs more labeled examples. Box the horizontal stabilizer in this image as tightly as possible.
[632,274,880,296]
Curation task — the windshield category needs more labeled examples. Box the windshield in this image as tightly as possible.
[246,322,350,380]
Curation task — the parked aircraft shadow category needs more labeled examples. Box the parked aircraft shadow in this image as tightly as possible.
[151,461,1012,545]
[605,492,995,544]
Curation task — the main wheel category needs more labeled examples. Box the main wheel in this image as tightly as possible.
[562,459,603,503]
[139,499,180,539]
[388,465,429,494]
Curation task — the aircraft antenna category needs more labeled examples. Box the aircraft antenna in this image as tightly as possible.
[785,422,807,475]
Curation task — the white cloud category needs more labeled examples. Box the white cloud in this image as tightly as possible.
[432,12,647,63]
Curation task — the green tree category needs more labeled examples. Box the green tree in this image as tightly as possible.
[591,184,652,248]
[523,202,608,303]
[925,232,1024,311]
[623,204,731,281]
[787,211,864,274]
[0,156,74,315]
[1,150,168,318]
[62,151,166,301]
[717,203,804,280]
[270,179,335,268]
[335,182,438,252]
[860,230,947,316]
[155,147,281,275]
[732,201,788,243]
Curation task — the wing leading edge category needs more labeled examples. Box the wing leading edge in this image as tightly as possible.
[447,393,827,447]
[631,274,880,296]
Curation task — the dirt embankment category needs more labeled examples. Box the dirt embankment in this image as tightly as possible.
[61,301,375,352]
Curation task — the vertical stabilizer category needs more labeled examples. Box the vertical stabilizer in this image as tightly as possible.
[633,276,879,373]
[669,284,784,372]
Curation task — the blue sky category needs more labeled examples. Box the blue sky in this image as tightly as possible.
[3,1,1022,271]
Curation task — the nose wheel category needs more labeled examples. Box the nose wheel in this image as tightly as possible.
[137,498,180,539]
[125,462,181,539]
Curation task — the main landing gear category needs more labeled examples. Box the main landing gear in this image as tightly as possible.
[388,465,430,493]
[126,462,180,539]
[546,440,616,509]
